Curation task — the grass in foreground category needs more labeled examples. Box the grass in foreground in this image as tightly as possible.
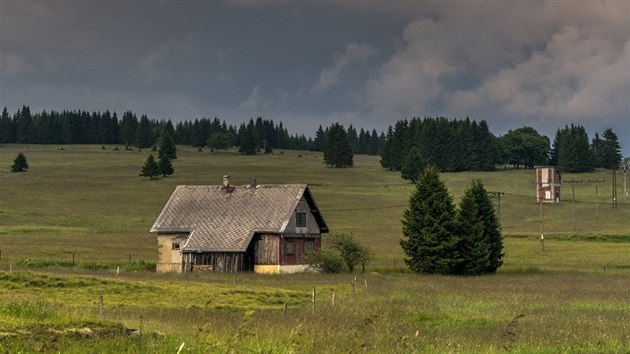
[0,270,629,353]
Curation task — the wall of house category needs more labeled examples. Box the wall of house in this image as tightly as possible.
[536,167,561,203]
[183,252,244,273]
[254,234,280,265]
[156,233,189,273]
[280,237,321,265]
[282,197,321,236]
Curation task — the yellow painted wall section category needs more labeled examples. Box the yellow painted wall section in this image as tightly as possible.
[254,264,280,274]
[157,234,186,273]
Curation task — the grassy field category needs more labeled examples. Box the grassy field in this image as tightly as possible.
[1,144,629,352]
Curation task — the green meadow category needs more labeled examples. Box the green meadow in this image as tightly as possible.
[0,144,629,352]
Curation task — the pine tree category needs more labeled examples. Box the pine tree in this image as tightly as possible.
[323,123,353,168]
[159,154,174,177]
[139,154,160,180]
[11,152,29,172]
[601,128,622,170]
[158,132,177,160]
[135,114,152,148]
[401,146,425,183]
[455,180,503,275]
[401,166,461,274]
[238,120,257,155]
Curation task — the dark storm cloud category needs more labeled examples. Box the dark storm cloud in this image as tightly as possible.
[1,0,628,154]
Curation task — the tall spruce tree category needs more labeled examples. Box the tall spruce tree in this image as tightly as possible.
[158,132,177,160]
[11,152,29,172]
[139,154,160,180]
[601,128,622,170]
[455,180,503,275]
[158,154,174,177]
[323,123,353,168]
[238,120,257,155]
[401,166,460,274]
[401,146,425,183]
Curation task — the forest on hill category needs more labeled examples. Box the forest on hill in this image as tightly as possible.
[1,106,624,177]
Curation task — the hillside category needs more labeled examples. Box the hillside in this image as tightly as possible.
[0,144,629,270]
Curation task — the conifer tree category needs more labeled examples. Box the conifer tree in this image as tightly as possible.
[401,146,425,183]
[11,152,29,172]
[601,128,622,170]
[159,154,174,177]
[238,120,257,155]
[158,132,177,160]
[139,154,160,180]
[455,180,503,275]
[323,123,353,168]
[401,166,460,274]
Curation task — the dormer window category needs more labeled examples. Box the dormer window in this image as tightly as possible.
[295,211,307,227]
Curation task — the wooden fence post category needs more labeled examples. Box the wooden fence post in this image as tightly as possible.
[312,287,316,314]
[283,302,287,317]
[98,295,104,316]
[331,290,335,308]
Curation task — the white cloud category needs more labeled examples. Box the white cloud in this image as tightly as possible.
[138,36,194,83]
[312,42,376,94]
[448,26,630,127]
[0,52,35,76]
[238,84,272,111]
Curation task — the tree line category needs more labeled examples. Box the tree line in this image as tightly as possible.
[379,116,623,180]
[0,106,384,155]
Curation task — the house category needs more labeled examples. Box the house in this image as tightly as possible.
[150,176,328,274]
[536,167,561,203]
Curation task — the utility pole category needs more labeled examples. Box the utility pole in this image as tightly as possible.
[539,199,544,251]
[588,179,605,225]
[488,191,505,224]
[564,180,584,232]
[612,168,618,209]
[623,165,628,201]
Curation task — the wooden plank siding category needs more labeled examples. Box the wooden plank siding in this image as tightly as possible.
[182,252,244,273]
[254,234,280,265]
[280,237,320,265]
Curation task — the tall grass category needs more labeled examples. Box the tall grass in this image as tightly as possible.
[0,144,629,352]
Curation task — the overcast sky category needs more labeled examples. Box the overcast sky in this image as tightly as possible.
[1,0,628,155]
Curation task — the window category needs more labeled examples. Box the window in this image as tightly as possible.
[305,240,314,254]
[295,211,307,227]
[285,240,294,255]
[172,243,180,250]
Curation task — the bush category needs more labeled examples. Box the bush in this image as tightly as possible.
[304,250,344,273]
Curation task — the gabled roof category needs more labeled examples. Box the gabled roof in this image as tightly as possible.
[150,184,328,252]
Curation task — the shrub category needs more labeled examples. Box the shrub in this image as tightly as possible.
[304,250,344,273]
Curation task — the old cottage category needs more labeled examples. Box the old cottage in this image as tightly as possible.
[150,176,328,274]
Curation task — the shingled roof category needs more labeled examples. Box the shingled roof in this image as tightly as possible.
[150,184,327,252]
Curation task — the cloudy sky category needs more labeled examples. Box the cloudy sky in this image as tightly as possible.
[1,0,628,154]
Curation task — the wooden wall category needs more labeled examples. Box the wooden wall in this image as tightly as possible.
[183,252,244,273]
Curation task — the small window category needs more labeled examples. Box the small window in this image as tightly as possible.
[172,243,180,250]
[295,212,307,227]
[285,241,294,255]
[305,240,314,254]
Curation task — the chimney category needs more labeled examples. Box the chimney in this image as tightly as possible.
[251,176,257,188]
[223,175,230,188]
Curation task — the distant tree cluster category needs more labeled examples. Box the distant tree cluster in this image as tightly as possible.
[495,127,550,169]
[400,166,503,275]
[0,106,383,156]
[323,123,354,168]
[314,124,384,156]
[550,125,622,172]
[380,117,496,180]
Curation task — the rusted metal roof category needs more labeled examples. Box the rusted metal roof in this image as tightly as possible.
[150,184,328,252]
